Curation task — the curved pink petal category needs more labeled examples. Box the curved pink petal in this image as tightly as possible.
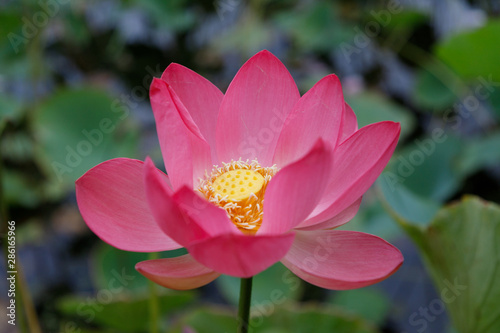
[136,254,220,290]
[301,121,400,228]
[259,140,333,235]
[144,158,210,247]
[161,64,223,163]
[173,186,239,236]
[297,197,362,231]
[338,103,358,144]
[76,158,180,252]
[273,74,344,167]
[188,233,295,278]
[216,50,300,165]
[281,230,403,290]
[144,158,237,247]
[150,78,212,190]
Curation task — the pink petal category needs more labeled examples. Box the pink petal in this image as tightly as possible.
[161,64,223,163]
[259,140,333,235]
[76,158,180,252]
[136,254,220,290]
[150,78,212,190]
[144,158,210,247]
[297,197,362,231]
[173,186,239,236]
[216,50,300,165]
[273,74,344,167]
[281,230,403,290]
[188,233,295,278]
[338,103,358,144]
[144,158,237,247]
[301,121,400,228]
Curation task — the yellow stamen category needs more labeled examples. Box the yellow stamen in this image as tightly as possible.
[197,159,278,235]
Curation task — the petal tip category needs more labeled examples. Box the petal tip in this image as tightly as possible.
[251,49,279,62]
[150,77,165,93]
[165,62,182,71]
[323,73,341,83]
[143,157,157,178]
[257,49,272,56]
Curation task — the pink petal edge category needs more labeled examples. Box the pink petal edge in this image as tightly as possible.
[303,121,400,228]
[281,230,403,290]
[173,186,239,236]
[150,78,212,190]
[188,232,295,278]
[161,64,223,164]
[259,139,333,235]
[75,158,181,252]
[136,254,220,290]
[273,74,344,167]
[143,157,210,247]
[297,197,362,231]
[337,102,358,144]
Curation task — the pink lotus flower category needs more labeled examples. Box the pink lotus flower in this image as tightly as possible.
[76,50,403,291]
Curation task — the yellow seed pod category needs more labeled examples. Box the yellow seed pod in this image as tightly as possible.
[212,169,265,202]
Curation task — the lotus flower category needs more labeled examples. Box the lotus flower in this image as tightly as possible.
[76,50,403,291]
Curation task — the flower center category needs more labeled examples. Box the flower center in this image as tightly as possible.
[212,169,265,202]
[197,159,278,235]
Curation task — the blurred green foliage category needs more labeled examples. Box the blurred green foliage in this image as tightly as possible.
[216,263,301,306]
[384,195,500,333]
[346,92,416,140]
[58,291,195,332]
[34,88,139,195]
[172,304,379,333]
[329,288,390,326]
[436,20,500,83]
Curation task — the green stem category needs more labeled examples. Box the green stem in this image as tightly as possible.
[237,277,253,333]
[148,252,160,333]
[17,264,42,333]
